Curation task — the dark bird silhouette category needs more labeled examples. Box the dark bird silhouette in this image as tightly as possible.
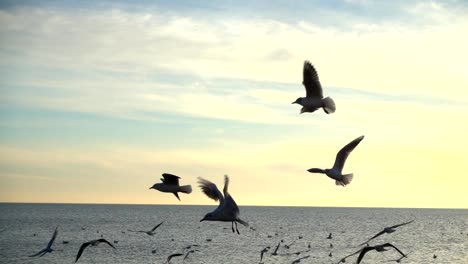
[327,233,333,239]
[198,175,249,234]
[128,221,164,236]
[308,136,364,186]
[150,173,192,201]
[75,239,115,262]
[183,250,199,260]
[292,61,336,114]
[358,220,414,246]
[291,255,310,264]
[356,243,406,264]
[29,227,58,257]
[259,246,270,263]
[271,241,281,256]
[167,253,183,263]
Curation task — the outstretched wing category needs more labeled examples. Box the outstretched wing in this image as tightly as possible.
[47,227,58,249]
[29,249,46,258]
[333,135,364,173]
[356,246,375,264]
[390,220,414,229]
[75,242,91,262]
[97,239,116,249]
[383,243,406,257]
[162,173,180,186]
[358,230,386,246]
[198,177,224,205]
[302,61,323,98]
[336,248,362,264]
[167,253,183,263]
[150,221,164,232]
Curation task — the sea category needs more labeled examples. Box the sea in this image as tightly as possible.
[0,203,466,264]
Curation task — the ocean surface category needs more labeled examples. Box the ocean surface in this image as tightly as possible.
[0,204,466,264]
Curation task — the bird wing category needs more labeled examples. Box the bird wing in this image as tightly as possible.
[47,227,58,249]
[302,61,323,98]
[167,253,183,263]
[75,242,91,262]
[383,243,406,257]
[333,135,364,173]
[97,239,116,249]
[336,248,362,264]
[223,174,229,197]
[358,230,386,246]
[29,249,46,257]
[274,241,281,254]
[390,220,414,229]
[356,246,375,264]
[162,173,181,186]
[198,177,224,205]
[150,221,165,232]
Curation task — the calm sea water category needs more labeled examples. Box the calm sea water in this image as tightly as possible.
[0,204,466,264]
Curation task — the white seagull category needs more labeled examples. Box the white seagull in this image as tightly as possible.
[358,220,414,246]
[150,173,192,201]
[292,60,336,114]
[198,175,249,234]
[307,135,364,186]
[29,227,58,257]
[128,221,164,236]
[75,238,116,262]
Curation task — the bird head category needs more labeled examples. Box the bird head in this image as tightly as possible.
[292,98,302,105]
[149,183,160,190]
[200,213,214,222]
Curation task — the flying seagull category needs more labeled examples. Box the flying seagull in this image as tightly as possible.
[29,227,58,257]
[291,255,310,264]
[198,175,249,234]
[183,249,199,261]
[358,220,414,246]
[292,60,336,114]
[356,243,406,264]
[128,221,164,236]
[150,173,192,201]
[271,241,281,256]
[75,239,116,263]
[259,246,270,263]
[167,253,183,263]
[308,135,364,186]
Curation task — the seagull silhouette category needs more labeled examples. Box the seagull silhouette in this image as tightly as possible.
[271,241,281,256]
[128,221,164,236]
[292,60,336,114]
[75,238,116,262]
[291,255,310,264]
[198,175,248,234]
[183,249,199,260]
[259,246,270,263]
[308,135,364,186]
[167,253,183,263]
[150,173,192,201]
[358,220,414,246]
[356,243,406,264]
[29,227,58,257]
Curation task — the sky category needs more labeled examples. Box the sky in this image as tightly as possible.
[0,0,467,208]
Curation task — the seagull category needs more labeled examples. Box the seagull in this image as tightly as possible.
[292,60,336,114]
[128,221,164,236]
[356,243,406,264]
[183,249,199,260]
[167,253,183,263]
[198,175,249,234]
[150,173,192,201]
[308,135,364,186]
[291,255,310,264]
[29,227,58,257]
[75,239,116,262]
[358,220,414,246]
[272,241,281,256]
[327,233,333,239]
[259,246,270,263]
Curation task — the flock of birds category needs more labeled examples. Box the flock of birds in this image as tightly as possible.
[28,61,425,263]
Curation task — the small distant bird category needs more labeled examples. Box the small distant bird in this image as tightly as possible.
[292,60,336,114]
[329,252,333,257]
[29,227,58,257]
[75,239,116,263]
[167,253,183,263]
[206,238,212,242]
[291,255,310,264]
[285,239,297,249]
[330,243,333,248]
[358,220,414,246]
[272,241,281,256]
[433,254,437,259]
[128,221,164,236]
[308,135,364,186]
[183,250,199,260]
[356,243,406,264]
[260,246,270,263]
[327,233,333,239]
[198,175,249,234]
[150,173,192,201]
[62,240,69,245]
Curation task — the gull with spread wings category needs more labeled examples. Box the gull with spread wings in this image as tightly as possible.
[358,220,414,246]
[198,175,249,234]
[292,60,336,114]
[128,221,164,236]
[308,135,364,186]
[150,173,192,201]
[75,238,115,263]
[356,243,406,264]
[29,227,58,257]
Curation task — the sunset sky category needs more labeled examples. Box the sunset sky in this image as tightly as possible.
[1,0,467,208]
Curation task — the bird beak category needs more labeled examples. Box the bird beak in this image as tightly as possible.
[291,101,296,104]
[149,186,154,189]
[200,218,205,222]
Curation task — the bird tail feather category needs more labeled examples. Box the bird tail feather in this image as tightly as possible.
[322,97,336,114]
[335,173,353,186]
[179,185,192,194]
[237,219,249,227]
